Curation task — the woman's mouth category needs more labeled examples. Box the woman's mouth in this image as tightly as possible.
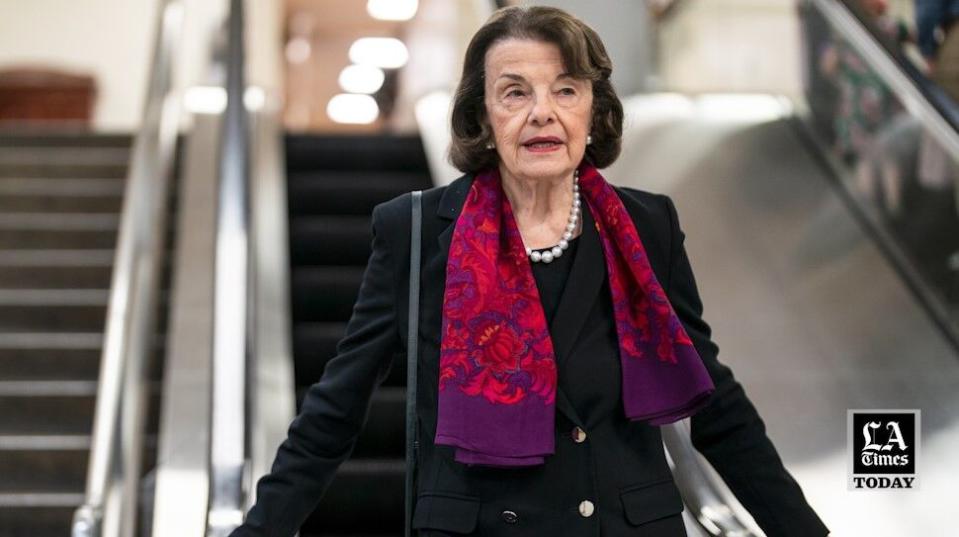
[523,140,563,152]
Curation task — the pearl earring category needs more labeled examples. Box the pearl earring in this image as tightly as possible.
[586,135,593,145]
[486,141,495,150]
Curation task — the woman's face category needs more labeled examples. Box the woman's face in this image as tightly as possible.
[483,38,593,184]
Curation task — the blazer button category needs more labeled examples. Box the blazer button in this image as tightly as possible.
[571,426,587,443]
[501,510,519,524]
[578,500,595,518]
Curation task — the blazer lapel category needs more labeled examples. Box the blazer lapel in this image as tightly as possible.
[435,173,472,257]
[548,200,604,372]
[433,173,590,428]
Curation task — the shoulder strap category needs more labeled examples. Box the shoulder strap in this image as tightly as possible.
[405,190,422,537]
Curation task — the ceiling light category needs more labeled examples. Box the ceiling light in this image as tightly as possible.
[338,64,385,94]
[327,94,379,124]
[349,37,408,69]
[367,0,418,21]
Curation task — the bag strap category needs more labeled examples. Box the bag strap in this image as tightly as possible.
[404,190,423,537]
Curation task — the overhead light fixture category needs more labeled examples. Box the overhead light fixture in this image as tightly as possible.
[367,0,418,21]
[338,64,385,94]
[327,94,379,124]
[349,37,408,69]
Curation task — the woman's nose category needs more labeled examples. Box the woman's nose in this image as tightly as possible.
[528,91,556,125]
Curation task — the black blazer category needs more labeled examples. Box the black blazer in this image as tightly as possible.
[231,173,830,537]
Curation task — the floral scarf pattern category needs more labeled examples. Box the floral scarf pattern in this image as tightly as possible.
[434,162,715,468]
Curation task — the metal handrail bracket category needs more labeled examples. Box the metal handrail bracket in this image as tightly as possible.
[72,1,185,536]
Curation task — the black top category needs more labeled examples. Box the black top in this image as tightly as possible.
[530,234,580,325]
[530,207,623,427]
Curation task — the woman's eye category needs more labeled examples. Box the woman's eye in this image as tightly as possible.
[505,89,525,98]
[559,88,576,95]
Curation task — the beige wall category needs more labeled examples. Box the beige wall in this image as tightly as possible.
[0,0,158,131]
[656,0,803,98]
[0,0,281,131]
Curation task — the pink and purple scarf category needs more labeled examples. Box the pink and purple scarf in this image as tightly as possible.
[434,162,715,468]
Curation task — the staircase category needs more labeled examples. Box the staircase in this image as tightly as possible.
[285,134,432,536]
[0,133,176,536]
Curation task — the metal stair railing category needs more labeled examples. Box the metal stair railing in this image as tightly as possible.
[71,1,184,536]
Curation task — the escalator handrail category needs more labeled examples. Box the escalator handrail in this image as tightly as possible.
[243,99,298,519]
[72,1,185,536]
[207,0,252,534]
[835,0,959,133]
[811,0,959,162]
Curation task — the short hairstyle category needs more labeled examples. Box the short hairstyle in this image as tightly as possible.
[448,6,624,174]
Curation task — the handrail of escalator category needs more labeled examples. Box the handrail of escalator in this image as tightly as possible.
[834,0,959,131]
[207,0,252,534]
[662,421,763,536]
[809,0,959,162]
[244,97,298,528]
[666,3,959,536]
[71,1,185,537]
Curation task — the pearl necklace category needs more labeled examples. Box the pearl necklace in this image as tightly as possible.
[524,169,581,264]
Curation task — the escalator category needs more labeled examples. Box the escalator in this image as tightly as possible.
[285,134,432,536]
[0,133,177,535]
[607,1,959,534]
[616,91,959,536]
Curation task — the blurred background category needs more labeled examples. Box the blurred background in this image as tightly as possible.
[0,0,957,536]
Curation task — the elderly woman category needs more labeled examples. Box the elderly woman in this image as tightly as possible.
[232,6,829,537]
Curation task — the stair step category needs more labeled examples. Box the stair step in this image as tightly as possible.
[0,381,161,435]
[305,458,405,532]
[0,331,102,349]
[0,492,84,507]
[0,434,158,493]
[0,503,77,537]
[0,177,125,213]
[0,380,99,396]
[0,132,131,148]
[0,251,173,289]
[0,214,118,249]
[0,265,114,289]
[0,346,164,382]
[0,289,108,331]
[0,249,114,265]
[0,212,119,230]
[287,171,426,216]
[291,322,405,388]
[293,386,406,457]
[0,347,101,381]
[285,135,428,173]
[0,147,130,167]
[0,177,125,196]
[292,322,347,381]
[289,216,372,265]
[0,289,169,332]
[290,267,364,322]
[0,331,165,382]
[0,490,82,536]
[0,438,87,492]
[0,165,128,180]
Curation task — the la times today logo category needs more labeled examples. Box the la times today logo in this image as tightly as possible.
[847,410,920,490]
